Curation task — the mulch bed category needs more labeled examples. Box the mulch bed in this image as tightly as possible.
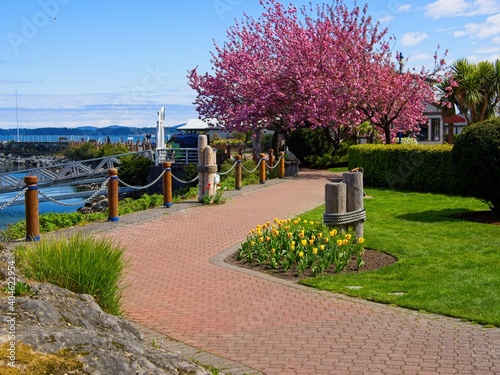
[225,249,397,283]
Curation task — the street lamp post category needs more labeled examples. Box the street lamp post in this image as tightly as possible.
[397,52,404,74]
[15,90,20,142]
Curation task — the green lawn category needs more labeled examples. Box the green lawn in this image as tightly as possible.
[299,188,500,327]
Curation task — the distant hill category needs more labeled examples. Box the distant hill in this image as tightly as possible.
[0,125,184,138]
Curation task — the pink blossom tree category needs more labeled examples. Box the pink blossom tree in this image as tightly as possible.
[189,0,447,146]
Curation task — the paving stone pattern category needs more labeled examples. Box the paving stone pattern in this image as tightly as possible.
[106,170,499,375]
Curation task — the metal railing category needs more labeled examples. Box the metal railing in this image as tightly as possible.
[0,150,153,193]
[155,148,198,166]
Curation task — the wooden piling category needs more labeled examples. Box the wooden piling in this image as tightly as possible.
[259,153,266,184]
[107,168,119,222]
[342,172,364,238]
[24,176,40,242]
[162,162,172,207]
[278,151,285,178]
[324,182,347,232]
[235,155,242,190]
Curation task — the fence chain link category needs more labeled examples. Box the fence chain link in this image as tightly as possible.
[218,160,239,176]
[241,158,263,173]
[171,174,199,184]
[0,187,28,210]
[265,156,283,169]
[38,178,110,207]
[117,169,167,190]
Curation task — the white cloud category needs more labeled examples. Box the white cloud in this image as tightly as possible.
[425,0,499,20]
[401,32,429,46]
[378,14,395,23]
[398,4,413,12]
[454,13,500,39]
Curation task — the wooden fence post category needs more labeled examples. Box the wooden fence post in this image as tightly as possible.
[259,153,266,184]
[24,176,40,242]
[235,155,242,190]
[278,151,285,178]
[342,172,364,238]
[162,162,172,207]
[268,149,274,171]
[107,168,119,222]
[324,182,347,232]
[198,135,208,202]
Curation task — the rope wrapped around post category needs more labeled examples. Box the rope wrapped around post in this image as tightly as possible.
[323,208,366,226]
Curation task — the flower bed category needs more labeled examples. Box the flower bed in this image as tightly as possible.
[237,218,364,277]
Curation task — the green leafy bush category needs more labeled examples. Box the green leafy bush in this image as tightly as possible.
[348,144,454,192]
[451,118,500,212]
[15,234,127,315]
[118,154,153,186]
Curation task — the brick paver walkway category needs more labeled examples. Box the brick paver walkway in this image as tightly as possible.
[107,170,499,375]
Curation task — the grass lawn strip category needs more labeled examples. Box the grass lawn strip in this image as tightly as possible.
[299,188,500,327]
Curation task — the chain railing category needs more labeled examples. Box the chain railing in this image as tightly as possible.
[0,187,28,210]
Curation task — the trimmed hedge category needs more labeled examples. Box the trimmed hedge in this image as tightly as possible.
[348,144,454,193]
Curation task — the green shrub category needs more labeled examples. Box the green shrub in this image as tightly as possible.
[348,144,454,192]
[451,118,500,212]
[15,234,127,315]
[63,142,100,160]
[118,154,153,186]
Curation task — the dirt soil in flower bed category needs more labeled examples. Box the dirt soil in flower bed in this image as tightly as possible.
[226,249,397,283]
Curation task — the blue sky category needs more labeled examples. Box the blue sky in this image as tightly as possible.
[1,0,499,129]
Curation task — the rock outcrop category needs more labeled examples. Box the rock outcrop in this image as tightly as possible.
[0,247,211,375]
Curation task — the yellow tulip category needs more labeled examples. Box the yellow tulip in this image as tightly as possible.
[329,230,338,237]
[298,251,304,258]
[287,232,293,238]
[358,238,365,244]
[324,238,329,243]
[309,221,314,225]
[317,233,323,238]
[291,245,295,251]
[312,247,318,255]
[337,239,343,246]
[309,239,314,245]
[266,236,271,242]
[345,234,352,240]
[320,245,325,251]
[250,241,256,246]
[301,239,307,246]
[259,237,264,243]
[291,241,296,246]
[311,235,316,240]
[271,248,276,253]
[343,239,348,245]
[293,220,299,225]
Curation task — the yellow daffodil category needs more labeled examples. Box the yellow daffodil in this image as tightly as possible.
[311,235,316,240]
[324,238,329,243]
[287,232,293,238]
[317,233,323,238]
[299,232,305,239]
[308,239,314,245]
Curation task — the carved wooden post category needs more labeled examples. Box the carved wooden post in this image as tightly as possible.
[259,153,266,184]
[278,151,285,178]
[197,135,218,202]
[24,176,40,242]
[162,162,172,207]
[107,168,119,222]
[342,172,364,238]
[324,182,347,232]
[235,154,242,190]
[198,135,208,202]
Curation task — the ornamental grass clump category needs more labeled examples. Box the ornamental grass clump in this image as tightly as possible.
[14,234,127,316]
[237,218,364,276]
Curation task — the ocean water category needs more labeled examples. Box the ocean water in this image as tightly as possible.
[0,170,84,231]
